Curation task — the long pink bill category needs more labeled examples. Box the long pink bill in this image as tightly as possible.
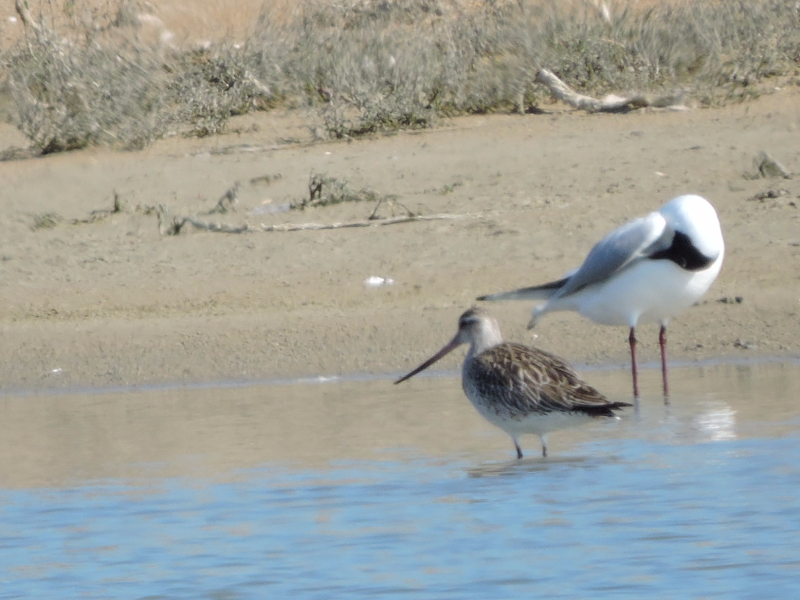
[394,336,461,384]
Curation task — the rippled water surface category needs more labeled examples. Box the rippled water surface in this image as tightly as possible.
[2,362,800,598]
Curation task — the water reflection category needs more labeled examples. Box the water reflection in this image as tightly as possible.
[0,362,799,598]
[466,454,616,478]
[692,402,738,442]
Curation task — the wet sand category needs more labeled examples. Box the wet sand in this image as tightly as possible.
[1,88,799,392]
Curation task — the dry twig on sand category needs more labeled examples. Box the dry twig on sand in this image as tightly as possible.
[368,197,416,220]
[536,69,687,113]
[205,183,240,215]
[165,213,480,235]
[33,185,473,236]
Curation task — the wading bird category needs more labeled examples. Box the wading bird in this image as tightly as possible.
[478,194,724,398]
[395,308,630,458]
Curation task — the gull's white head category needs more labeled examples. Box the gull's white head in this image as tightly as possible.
[659,194,724,262]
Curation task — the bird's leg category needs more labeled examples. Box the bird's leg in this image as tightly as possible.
[659,325,669,402]
[541,435,548,458]
[629,327,640,399]
[514,439,523,460]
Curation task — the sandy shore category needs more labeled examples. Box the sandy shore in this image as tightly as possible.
[1,88,798,393]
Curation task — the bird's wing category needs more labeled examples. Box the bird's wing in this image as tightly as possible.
[466,343,615,415]
[477,277,569,302]
[554,211,672,299]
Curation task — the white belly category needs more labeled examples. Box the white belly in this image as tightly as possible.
[543,257,722,327]
[462,382,599,438]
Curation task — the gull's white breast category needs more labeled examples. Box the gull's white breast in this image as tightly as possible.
[568,253,723,327]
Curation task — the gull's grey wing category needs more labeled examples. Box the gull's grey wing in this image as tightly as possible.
[477,276,569,302]
[554,211,672,299]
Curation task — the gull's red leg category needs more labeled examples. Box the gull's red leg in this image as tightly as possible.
[629,327,639,398]
[659,325,669,399]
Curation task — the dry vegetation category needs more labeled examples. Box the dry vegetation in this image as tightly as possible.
[1,0,799,155]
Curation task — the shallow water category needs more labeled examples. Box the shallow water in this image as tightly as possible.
[1,362,800,598]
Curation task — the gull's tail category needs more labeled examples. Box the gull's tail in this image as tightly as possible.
[476,277,568,302]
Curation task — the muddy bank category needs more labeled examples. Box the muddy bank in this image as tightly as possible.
[0,90,799,392]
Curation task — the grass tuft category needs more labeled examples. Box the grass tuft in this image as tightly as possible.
[3,0,800,154]
[293,172,390,210]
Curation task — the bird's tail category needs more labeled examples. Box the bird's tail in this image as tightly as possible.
[580,401,634,417]
[476,277,568,302]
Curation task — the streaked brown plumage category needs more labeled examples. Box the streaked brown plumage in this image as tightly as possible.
[395,307,631,458]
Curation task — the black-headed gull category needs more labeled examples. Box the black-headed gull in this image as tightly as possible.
[478,194,725,398]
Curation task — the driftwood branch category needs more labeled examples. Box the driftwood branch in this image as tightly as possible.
[167,213,480,235]
[536,68,687,113]
[34,191,477,236]
[261,213,472,231]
